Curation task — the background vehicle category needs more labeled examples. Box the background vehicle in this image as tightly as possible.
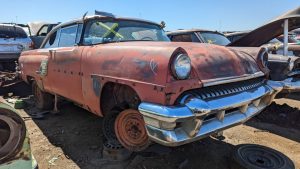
[167,29,231,46]
[0,24,33,71]
[28,22,59,49]
[19,13,282,152]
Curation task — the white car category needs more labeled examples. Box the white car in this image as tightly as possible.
[0,24,33,71]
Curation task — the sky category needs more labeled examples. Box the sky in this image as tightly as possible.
[0,0,299,31]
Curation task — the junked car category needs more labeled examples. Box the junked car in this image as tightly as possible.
[19,12,283,151]
[0,101,37,169]
[228,7,300,94]
[0,24,33,71]
[167,29,231,46]
[28,22,59,49]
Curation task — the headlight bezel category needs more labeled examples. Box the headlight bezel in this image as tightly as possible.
[259,48,269,68]
[171,53,192,80]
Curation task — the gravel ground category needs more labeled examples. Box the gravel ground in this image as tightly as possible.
[2,84,300,169]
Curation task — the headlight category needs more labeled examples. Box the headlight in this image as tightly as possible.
[172,54,191,79]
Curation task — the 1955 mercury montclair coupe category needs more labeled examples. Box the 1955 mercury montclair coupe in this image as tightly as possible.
[18,12,283,151]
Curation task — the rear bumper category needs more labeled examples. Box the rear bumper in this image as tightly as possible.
[281,77,300,92]
[138,80,283,147]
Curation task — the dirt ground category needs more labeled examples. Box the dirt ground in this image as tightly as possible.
[2,83,300,169]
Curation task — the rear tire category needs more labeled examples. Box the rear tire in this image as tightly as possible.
[32,81,53,110]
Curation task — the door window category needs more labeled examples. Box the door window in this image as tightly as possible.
[44,29,60,48]
[58,25,78,47]
[37,25,48,36]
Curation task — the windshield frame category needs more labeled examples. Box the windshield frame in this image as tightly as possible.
[82,18,170,45]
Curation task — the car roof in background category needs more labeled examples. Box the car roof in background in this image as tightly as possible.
[228,7,300,47]
[166,29,221,35]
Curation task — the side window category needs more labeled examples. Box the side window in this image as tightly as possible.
[38,25,49,36]
[44,29,60,48]
[58,25,78,47]
[170,33,199,42]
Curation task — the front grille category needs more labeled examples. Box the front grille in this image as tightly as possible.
[179,77,266,101]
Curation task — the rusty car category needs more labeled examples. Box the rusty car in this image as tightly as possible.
[18,12,283,151]
[0,101,37,169]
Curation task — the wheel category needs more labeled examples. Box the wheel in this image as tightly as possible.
[32,81,53,110]
[114,109,150,152]
[231,144,295,169]
[102,108,124,148]
[102,108,149,152]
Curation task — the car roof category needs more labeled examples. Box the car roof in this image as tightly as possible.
[225,31,249,37]
[166,29,221,35]
[53,15,162,30]
[0,23,24,29]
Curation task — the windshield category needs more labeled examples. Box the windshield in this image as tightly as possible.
[198,32,231,46]
[0,25,28,39]
[83,19,170,44]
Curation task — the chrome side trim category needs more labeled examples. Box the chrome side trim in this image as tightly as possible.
[202,71,265,87]
[138,80,283,146]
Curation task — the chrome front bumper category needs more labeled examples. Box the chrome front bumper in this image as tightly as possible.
[282,77,300,92]
[138,80,283,146]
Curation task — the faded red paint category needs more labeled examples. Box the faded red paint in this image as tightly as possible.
[19,41,265,117]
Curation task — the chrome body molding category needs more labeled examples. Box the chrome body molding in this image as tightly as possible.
[282,77,300,91]
[201,71,265,87]
[138,80,283,146]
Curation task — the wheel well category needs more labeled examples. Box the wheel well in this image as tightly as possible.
[100,82,141,116]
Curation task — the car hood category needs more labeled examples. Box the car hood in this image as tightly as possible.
[93,42,262,85]
[228,7,300,47]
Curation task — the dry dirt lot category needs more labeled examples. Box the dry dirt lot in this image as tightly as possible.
[2,83,300,169]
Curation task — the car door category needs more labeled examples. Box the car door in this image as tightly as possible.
[45,24,85,104]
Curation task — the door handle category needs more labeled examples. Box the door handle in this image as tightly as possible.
[49,49,56,60]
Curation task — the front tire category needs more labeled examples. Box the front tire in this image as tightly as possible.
[32,81,54,110]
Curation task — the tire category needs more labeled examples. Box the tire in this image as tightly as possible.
[32,81,54,110]
[0,113,26,163]
[231,144,295,169]
[102,108,124,148]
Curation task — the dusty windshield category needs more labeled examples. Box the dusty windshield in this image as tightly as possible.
[84,19,170,44]
[198,31,231,46]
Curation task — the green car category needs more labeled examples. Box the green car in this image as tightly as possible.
[0,101,37,169]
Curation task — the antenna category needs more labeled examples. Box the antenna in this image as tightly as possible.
[82,11,88,20]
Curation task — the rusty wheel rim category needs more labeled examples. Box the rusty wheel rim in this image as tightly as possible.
[115,109,149,152]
